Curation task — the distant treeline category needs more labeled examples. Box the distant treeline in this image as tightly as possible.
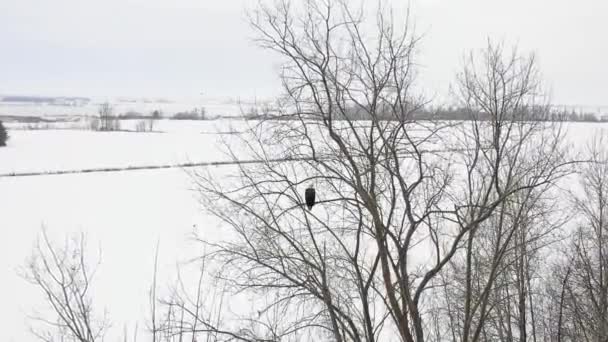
[417,106,607,122]
[244,105,608,122]
[117,107,212,120]
[1,96,91,106]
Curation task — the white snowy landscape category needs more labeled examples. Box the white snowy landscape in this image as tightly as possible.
[2,0,608,341]
[0,120,606,341]
[0,121,222,342]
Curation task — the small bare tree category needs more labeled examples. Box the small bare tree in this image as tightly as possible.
[21,229,108,342]
[136,119,155,133]
[0,120,9,146]
[98,102,120,131]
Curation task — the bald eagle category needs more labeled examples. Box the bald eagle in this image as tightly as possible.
[305,186,316,210]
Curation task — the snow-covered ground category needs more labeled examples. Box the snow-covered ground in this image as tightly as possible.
[0,120,605,341]
[0,120,250,342]
[0,169,210,342]
[0,119,261,175]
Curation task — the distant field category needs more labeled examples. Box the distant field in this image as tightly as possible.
[0,120,260,175]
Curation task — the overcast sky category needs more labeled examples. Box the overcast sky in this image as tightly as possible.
[0,0,606,106]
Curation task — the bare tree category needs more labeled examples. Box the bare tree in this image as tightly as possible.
[136,118,156,132]
[547,132,608,342]
[150,241,161,342]
[0,119,9,146]
[158,2,574,342]
[98,102,120,131]
[433,41,572,342]
[21,229,109,342]
[140,110,163,132]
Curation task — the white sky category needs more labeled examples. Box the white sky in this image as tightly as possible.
[0,0,606,106]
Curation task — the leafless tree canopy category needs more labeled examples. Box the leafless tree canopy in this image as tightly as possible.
[156,1,574,342]
[546,134,608,342]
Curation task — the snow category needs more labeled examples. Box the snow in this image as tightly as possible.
[0,121,241,342]
[0,120,253,175]
[0,169,210,342]
[0,120,605,341]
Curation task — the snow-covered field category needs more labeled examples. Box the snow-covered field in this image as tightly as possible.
[0,120,242,175]
[0,121,605,341]
[0,120,249,342]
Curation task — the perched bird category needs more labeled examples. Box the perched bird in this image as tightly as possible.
[305,185,316,210]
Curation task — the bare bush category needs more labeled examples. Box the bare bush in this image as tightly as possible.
[98,102,120,131]
[136,120,147,132]
[21,229,108,342]
[172,109,205,121]
[87,117,100,131]
[135,119,155,132]
[0,120,9,146]
[146,117,156,132]
[151,110,163,120]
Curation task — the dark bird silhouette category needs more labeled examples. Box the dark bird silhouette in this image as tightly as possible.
[305,186,316,210]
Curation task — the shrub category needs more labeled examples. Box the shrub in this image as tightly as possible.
[135,119,155,132]
[135,120,147,132]
[0,120,8,147]
[172,111,201,120]
[151,109,163,119]
[98,102,120,131]
[118,111,144,119]
[146,118,155,132]
[581,113,599,122]
[171,107,207,120]
[87,117,100,131]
